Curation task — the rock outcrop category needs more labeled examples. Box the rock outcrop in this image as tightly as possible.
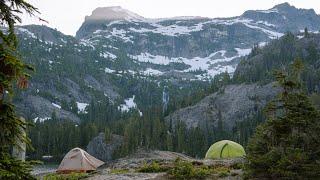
[165,83,280,130]
[86,133,124,162]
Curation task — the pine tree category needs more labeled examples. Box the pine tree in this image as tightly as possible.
[245,60,320,179]
[104,127,111,143]
[304,27,309,38]
[0,1,38,179]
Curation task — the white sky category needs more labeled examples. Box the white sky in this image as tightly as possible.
[21,0,320,36]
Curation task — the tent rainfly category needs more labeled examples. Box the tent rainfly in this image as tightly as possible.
[57,148,104,173]
[205,140,246,159]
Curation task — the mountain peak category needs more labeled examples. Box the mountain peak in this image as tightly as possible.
[273,2,292,9]
[85,6,144,21]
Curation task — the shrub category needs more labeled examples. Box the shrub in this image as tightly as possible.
[212,166,230,175]
[0,152,39,180]
[231,162,244,169]
[138,161,169,173]
[168,159,210,179]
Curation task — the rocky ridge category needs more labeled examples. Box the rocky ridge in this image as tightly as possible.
[165,83,279,130]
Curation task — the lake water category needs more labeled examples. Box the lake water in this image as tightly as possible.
[32,164,58,176]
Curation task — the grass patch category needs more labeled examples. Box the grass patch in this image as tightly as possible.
[211,166,231,178]
[135,158,239,179]
[137,161,169,173]
[110,169,129,174]
[43,172,88,180]
[218,171,229,178]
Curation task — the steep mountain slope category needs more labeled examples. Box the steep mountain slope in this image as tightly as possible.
[15,25,207,122]
[166,32,320,132]
[14,3,320,123]
[165,83,279,130]
[76,3,320,80]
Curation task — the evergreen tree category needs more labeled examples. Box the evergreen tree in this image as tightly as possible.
[104,127,111,143]
[245,60,320,179]
[304,27,309,38]
[0,1,38,179]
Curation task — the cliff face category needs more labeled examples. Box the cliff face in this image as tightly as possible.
[86,133,124,162]
[165,83,279,130]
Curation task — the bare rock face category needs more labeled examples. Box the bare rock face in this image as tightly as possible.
[165,83,280,130]
[85,6,144,21]
[109,150,195,170]
[86,133,124,162]
[16,95,80,123]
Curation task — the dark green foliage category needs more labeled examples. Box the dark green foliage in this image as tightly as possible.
[0,152,36,180]
[168,159,210,179]
[234,32,320,93]
[27,119,99,160]
[138,161,169,173]
[245,60,320,179]
[104,127,111,144]
[0,1,38,179]
[232,110,265,146]
[304,27,309,38]
[0,0,36,148]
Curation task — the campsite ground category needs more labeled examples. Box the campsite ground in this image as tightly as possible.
[85,150,244,180]
[35,150,244,179]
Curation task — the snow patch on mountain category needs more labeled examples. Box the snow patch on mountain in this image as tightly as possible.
[105,68,116,73]
[100,52,117,60]
[256,21,276,27]
[205,18,282,39]
[109,28,134,43]
[76,102,89,114]
[142,68,164,76]
[52,102,61,109]
[79,39,95,49]
[118,96,137,112]
[129,22,204,36]
[130,48,252,78]
[17,28,36,38]
[33,117,51,123]
[129,53,181,65]
[118,95,142,116]
[241,21,283,39]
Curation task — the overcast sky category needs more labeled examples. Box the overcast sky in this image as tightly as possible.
[20,0,320,36]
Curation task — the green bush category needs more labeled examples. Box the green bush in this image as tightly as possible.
[231,162,244,169]
[0,152,38,180]
[168,159,210,179]
[212,166,230,175]
[138,161,168,173]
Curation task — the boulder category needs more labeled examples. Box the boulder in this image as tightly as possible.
[86,133,123,162]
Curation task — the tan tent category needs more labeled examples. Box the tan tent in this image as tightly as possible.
[57,147,104,173]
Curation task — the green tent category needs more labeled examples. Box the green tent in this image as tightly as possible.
[205,140,246,159]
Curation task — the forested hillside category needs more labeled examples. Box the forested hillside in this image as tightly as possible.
[21,3,320,161]
[26,30,320,161]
